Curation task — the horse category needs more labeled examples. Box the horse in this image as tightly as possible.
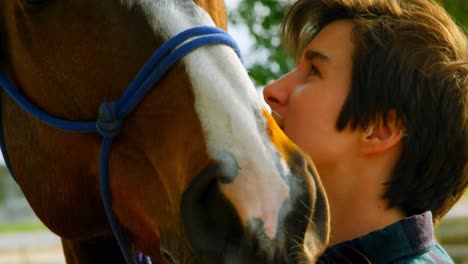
[0,1,329,263]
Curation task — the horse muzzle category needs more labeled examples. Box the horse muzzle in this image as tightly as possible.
[180,151,330,263]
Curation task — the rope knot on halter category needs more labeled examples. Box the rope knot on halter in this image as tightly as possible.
[97,102,123,139]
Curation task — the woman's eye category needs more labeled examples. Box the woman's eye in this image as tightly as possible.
[309,65,320,77]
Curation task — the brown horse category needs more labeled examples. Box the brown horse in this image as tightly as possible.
[0,1,329,263]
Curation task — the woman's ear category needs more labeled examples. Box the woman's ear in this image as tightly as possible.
[361,110,405,154]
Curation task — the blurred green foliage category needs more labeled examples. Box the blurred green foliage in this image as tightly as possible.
[229,0,468,87]
[229,1,292,86]
[0,219,46,234]
[442,0,468,27]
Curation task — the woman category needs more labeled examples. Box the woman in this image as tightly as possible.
[263,0,467,262]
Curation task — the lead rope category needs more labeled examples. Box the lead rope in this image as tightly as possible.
[0,26,243,264]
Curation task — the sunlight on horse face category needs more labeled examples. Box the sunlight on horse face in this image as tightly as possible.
[0,0,329,263]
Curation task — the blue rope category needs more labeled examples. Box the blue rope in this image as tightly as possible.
[0,74,96,132]
[117,33,242,118]
[99,138,135,263]
[118,26,239,106]
[0,26,243,263]
[97,102,123,139]
[137,252,153,264]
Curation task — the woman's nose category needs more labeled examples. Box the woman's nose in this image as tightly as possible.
[263,75,291,109]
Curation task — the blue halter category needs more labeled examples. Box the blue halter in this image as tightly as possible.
[0,26,243,264]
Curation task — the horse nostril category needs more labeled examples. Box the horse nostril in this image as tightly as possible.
[181,161,243,261]
[161,249,176,264]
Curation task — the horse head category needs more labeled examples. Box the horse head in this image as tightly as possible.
[0,1,329,263]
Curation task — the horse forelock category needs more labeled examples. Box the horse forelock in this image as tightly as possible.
[127,0,297,240]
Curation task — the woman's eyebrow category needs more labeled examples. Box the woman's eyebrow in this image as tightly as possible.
[304,49,330,63]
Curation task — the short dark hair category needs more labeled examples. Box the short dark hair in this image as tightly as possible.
[281,0,467,221]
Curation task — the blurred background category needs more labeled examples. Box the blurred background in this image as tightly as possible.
[0,0,466,263]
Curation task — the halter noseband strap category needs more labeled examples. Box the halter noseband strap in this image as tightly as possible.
[0,26,243,264]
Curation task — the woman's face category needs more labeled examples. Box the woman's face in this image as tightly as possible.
[263,20,358,175]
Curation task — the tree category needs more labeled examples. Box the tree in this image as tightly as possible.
[229,1,294,87]
[229,0,467,87]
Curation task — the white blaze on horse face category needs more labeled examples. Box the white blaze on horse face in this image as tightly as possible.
[127,0,292,239]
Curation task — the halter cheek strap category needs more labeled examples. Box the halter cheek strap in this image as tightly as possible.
[0,26,243,264]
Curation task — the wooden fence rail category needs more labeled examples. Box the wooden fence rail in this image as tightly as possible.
[436,204,468,264]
